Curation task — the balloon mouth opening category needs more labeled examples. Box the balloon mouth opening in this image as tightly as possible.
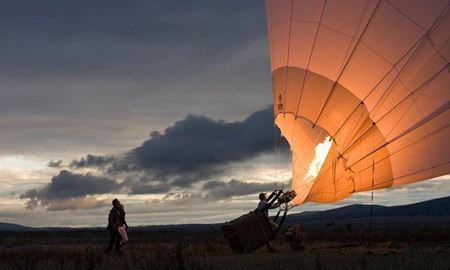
[304,135,332,182]
[275,113,334,203]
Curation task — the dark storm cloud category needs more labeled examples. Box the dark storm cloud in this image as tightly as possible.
[0,0,270,157]
[153,178,275,203]
[66,107,284,190]
[20,170,120,210]
[121,173,172,195]
[47,160,63,168]
[129,183,171,195]
[70,154,117,169]
[0,1,265,79]
[203,179,274,200]
[18,107,287,212]
[125,107,281,186]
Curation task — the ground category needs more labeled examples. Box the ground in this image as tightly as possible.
[0,220,449,270]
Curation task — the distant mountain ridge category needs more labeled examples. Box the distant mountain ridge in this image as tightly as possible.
[0,222,33,231]
[287,196,450,222]
[1,196,449,231]
[0,222,74,232]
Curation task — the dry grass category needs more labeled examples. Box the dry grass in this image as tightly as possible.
[0,225,449,270]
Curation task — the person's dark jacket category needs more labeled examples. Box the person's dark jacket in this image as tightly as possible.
[107,206,121,231]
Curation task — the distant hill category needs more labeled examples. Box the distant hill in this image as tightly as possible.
[0,222,34,231]
[287,196,450,222]
[0,222,74,232]
[2,196,449,231]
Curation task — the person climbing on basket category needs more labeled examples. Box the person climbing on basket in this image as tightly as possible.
[257,192,280,252]
[258,193,280,217]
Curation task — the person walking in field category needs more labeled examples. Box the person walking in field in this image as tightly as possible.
[107,198,129,254]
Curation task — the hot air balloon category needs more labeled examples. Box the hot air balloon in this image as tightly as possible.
[222,0,449,253]
[266,0,450,205]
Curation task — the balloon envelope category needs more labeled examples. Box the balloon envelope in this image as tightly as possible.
[265,0,450,205]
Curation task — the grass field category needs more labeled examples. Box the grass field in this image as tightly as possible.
[1,220,449,270]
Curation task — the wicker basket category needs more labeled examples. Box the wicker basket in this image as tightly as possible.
[221,211,275,253]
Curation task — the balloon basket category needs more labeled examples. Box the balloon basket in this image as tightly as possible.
[221,210,275,253]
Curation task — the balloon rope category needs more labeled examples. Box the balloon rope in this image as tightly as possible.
[272,124,280,187]
[369,158,375,246]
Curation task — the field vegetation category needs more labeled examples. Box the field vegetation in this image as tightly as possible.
[1,220,449,270]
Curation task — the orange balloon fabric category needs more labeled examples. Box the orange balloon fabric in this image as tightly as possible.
[266,0,450,205]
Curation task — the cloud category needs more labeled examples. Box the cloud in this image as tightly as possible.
[162,191,207,205]
[45,197,111,212]
[63,108,282,186]
[203,179,275,200]
[0,0,270,160]
[0,1,266,79]
[129,182,171,195]
[20,170,120,210]
[17,108,287,211]
[122,107,280,186]
[70,154,117,169]
[47,160,63,168]
[146,179,275,205]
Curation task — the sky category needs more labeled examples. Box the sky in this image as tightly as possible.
[0,0,449,227]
